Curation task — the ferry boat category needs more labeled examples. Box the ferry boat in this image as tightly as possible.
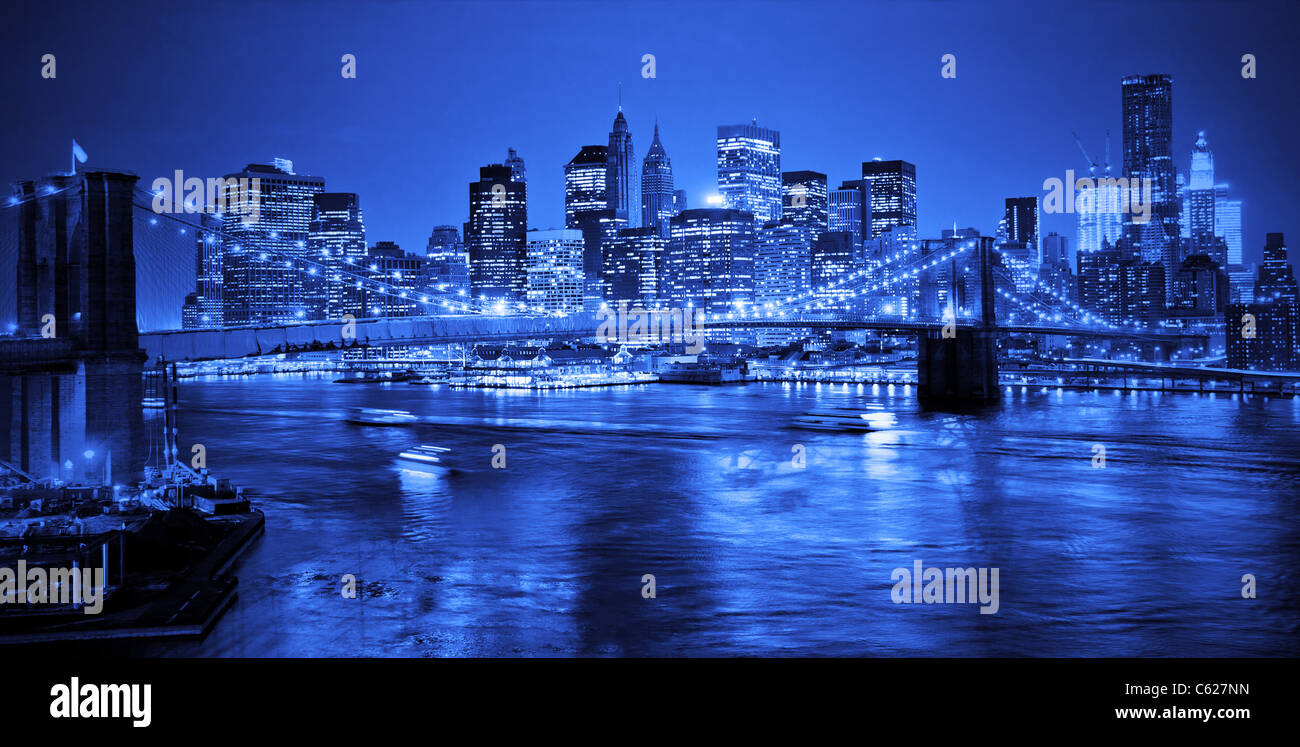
[792,410,897,432]
[397,444,452,469]
[346,407,419,426]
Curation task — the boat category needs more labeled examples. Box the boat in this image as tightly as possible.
[333,370,411,384]
[792,410,897,432]
[346,407,419,426]
[397,444,452,469]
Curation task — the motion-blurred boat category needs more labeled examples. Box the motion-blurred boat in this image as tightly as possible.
[792,410,896,432]
[397,444,452,469]
[347,407,419,426]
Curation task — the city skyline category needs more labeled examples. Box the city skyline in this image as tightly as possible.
[1,1,1297,268]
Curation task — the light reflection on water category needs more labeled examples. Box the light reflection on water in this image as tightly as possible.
[120,373,1300,657]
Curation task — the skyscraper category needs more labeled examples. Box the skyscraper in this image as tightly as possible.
[1122,74,1179,303]
[308,192,367,319]
[525,228,585,314]
[220,159,326,325]
[812,231,855,307]
[860,160,917,238]
[602,227,666,306]
[1255,232,1299,303]
[1186,131,1224,266]
[754,221,814,305]
[424,225,470,293]
[829,180,870,257]
[607,109,639,228]
[565,145,608,229]
[1001,196,1040,265]
[781,170,828,232]
[362,242,423,318]
[466,154,527,300]
[640,123,677,238]
[185,212,224,328]
[665,208,755,314]
[716,121,782,225]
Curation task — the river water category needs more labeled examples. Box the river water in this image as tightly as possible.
[129,375,1299,656]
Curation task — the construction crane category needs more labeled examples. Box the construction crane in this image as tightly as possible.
[1072,131,1099,177]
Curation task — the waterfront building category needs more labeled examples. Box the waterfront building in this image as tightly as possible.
[602,227,666,306]
[308,192,367,319]
[525,228,585,314]
[220,159,325,325]
[717,121,782,225]
[466,154,527,300]
[1226,301,1298,371]
[665,208,755,315]
[860,159,916,239]
[754,220,814,305]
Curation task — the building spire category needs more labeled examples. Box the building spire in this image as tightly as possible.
[618,82,622,112]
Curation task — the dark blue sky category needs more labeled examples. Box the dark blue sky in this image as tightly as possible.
[3,0,1298,265]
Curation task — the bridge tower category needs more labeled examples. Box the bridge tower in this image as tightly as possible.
[916,236,1000,403]
[1,170,146,484]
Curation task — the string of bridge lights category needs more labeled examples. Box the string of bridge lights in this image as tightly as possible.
[132,194,556,318]
[989,245,1158,332]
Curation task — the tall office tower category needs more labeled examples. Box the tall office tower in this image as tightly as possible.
[829,180,870,256]
[754,221,815,305]
[781,171,828,232]
[466,154,527,299]
[860,159,917,238]
[1077,243,1166,324]
[1001,196,1041,265]
[525,229,585,314]
[640,124,677,238]
[220,159,326,325]
[1122,74,1179,303]
[1187,131,1218,262]
[1255,232,1299,303]
[665,208,755,314]
[602,227,667,306]
[505,148,526,183]
[307,192,367,319]
[1039,232,1073,301]
[673,189,688,213]
[424,225,470,292]
[606,109,639,228]
[1215,186,1243,265]
[184,212,224,328]
[811,231,855,306]
[361,242,423,317]
[1226,301,1298,370]
[1076,179,1125,255]
[579,209,626,308]
[716,121,782,225]
[1172,255,1229,314]
[565,145,609,229]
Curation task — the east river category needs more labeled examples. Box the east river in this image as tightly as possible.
[124,375,1300,656]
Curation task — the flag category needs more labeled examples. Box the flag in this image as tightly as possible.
[72,140,87,163]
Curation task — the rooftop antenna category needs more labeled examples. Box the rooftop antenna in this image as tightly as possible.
[1104,129,1111,175]
[618,82,622,112]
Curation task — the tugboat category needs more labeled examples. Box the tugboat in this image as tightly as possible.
[346,407,419,426]
[396,444,452,469]
[792,410,897,432]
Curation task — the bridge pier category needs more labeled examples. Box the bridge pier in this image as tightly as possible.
[916,329,1000,403]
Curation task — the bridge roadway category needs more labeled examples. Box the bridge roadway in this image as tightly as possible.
[0,314,1205,368]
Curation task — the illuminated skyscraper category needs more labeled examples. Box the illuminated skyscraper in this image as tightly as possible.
[361,242,423,318]
[565,145,608,229]
[1001,196,1040,265]
[717,121,782,225]
[640,123,677,238]
[860,160,916,238]
[781,171,828,232]
[466,154,527,299]
[602,227,666,306]
[829,180,869,255]
[1256,232,1298,304]
[308,192,366,319]
[526,229,585,314]
[665,208,755,314]
[220,159,326,325]
[424,225,470,295]
[184,212,224,328]
[607,109,639,228]
[754,221,814,304]
[1187,131,1220,263]
[1122,74,1179,303]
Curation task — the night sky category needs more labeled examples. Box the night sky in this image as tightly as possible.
[3,0,1298,266]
